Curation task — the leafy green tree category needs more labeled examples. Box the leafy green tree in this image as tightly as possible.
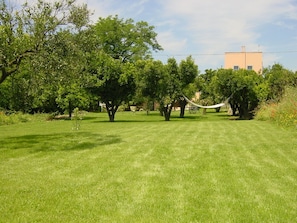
[212,69,235,113]
[158,58,180,121]
[197,69,217,100]
[135,60,163,113]
[88,52,136,122]
[137,57,196,121]
[140,58,179,121]
[213,69,262,119]
[0,77,11,109]
[86,16,162,121]
[91,15,162,62]
[56,83,90,118]
[195,69,224,112]
[263,64,297,101]
[0,0,89,85]
[26,29,92,115]
[178,56,198,117]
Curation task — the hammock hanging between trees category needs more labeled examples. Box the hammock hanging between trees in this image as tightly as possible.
[182,95,227,109]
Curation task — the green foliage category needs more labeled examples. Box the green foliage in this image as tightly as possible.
[255,87,297,128]
[72,107,84,130]
[263,64,297,100]
[56,84,90,117]
[85,15,162,121]
[92,15,162,62]
[0,78,11,109]
[197,69,220,104]
[0,0,90,84]
[179,56,198,89]
[0,111,30,125]
[87,51,137,121]
[213,69,263,119]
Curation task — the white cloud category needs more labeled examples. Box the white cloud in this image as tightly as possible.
[154,0,297,69]
[10,0,297,70]
[78,0,150,22]
[157,31,188,53]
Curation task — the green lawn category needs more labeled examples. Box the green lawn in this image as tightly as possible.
[1,111,297,222]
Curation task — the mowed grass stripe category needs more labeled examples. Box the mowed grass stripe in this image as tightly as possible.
[1,111,297,222]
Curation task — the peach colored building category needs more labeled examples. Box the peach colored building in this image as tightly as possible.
[224,46,263,74]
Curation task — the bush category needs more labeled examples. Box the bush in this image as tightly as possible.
[0,111,31,125]
[255,87,297,128]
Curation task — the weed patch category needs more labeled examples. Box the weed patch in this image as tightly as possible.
[255,87,297,128]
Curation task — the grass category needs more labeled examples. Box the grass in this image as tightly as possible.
[1,110,297,222]
[255,86,297,128]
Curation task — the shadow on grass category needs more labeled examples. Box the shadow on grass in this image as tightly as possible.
[90,113,232,123]
[1,132,122,152]
[91,112,208,123]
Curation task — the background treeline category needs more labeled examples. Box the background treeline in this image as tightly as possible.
[1,0,297,124]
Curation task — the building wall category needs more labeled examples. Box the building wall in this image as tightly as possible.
[224,50,263,74]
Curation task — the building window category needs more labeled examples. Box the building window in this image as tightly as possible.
[247,65,253,70]
[234,66,239,70]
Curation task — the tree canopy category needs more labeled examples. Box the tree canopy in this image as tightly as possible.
[213,69,263,119]
[0,0,89,84]
[87,52,136,122]
[86,16,163,121]
[1,1,297,122]
[91,15,162,63]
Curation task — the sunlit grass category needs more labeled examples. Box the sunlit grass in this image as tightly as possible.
[1,110,297,222]
[255,86,297,128]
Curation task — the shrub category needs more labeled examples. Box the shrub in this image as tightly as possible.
[254,102,277,121]
[0,111,30,125]
[255,87,297,128]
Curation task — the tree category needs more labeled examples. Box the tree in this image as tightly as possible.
[86,16,162,121]
[263,64,297,101]
[213,69,262,119]
[91,15,162,62]
[0,0,89,85]
[195,69,224,113]
[56,83,90,118]
[135,60,163,113]
[158,58,180,121]
[178,56,198,117]
[212,69,235,113]
[23,29,92,115]
[140,58,179,121]
[88,52,136,122]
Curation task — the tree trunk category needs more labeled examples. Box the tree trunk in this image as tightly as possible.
[239,104,249,119]
[230,102,237,116]
[162,104,172,121]
[202,108,207,115]
[179,99,187,118]
[239,100,249,119]
[107,110,115,122]
[238,87,250,119]
[105,102,118,122]
[68,101,72,118]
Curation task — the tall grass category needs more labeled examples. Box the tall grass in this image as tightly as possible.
[0,111,31,125]
[255,87,297,128]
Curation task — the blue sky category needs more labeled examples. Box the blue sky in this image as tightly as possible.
[13,0,297,72]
